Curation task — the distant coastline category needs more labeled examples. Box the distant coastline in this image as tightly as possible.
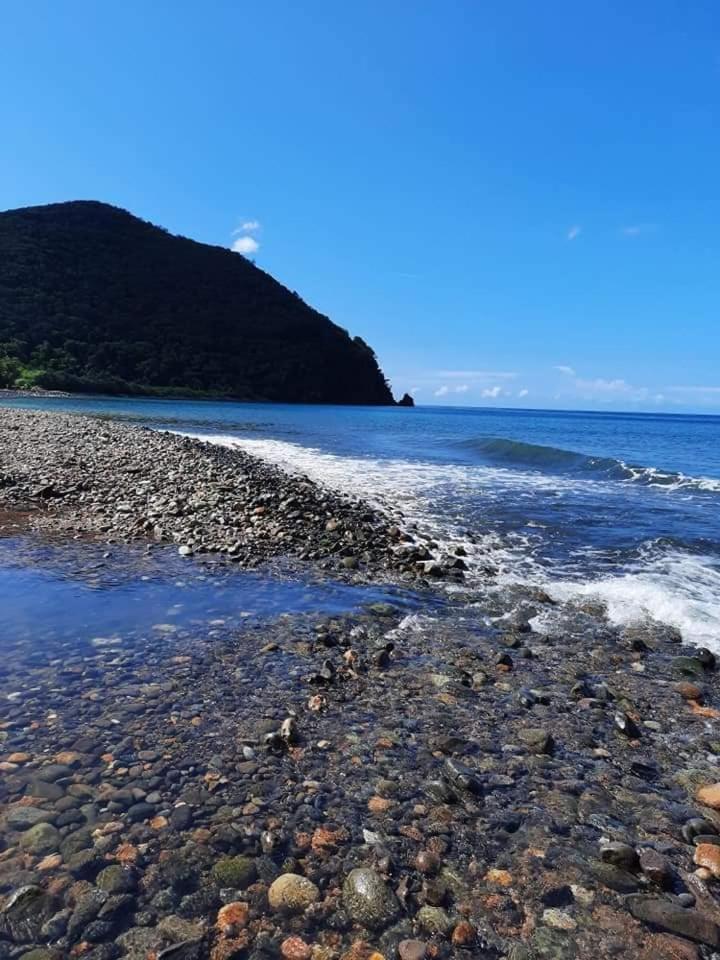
[0,386,71,400]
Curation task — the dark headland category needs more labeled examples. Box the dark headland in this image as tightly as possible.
[0,201,409,405]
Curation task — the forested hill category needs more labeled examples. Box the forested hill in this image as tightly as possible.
[0,201,397,403]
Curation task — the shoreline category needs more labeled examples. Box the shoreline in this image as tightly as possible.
[0,409,463,584]
[2,410,720,958]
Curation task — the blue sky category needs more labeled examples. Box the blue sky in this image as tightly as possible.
[1,1,719,410]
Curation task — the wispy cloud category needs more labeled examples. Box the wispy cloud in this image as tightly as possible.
[574,377,650,401]
[435,370,517,380]
[231,236,259,255]
[434,383,470,397]
[575,377,635,394]
[668,385,720,395]
[481,386,502,399]
[518,388,529,398]
[621,223,656,237]
[567,225,581,241]
[554,365,576,376]
[233,220,261,235]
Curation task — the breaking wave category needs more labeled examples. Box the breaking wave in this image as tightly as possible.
[461,436,720,493]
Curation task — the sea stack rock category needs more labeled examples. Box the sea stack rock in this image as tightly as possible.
[397,393,415,407]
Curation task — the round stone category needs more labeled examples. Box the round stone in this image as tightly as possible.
[416,905,454,936]
[211,856,257,890]
[268,873,320,914]
[694,843,720,878]
[280,936,312,960]
[342,868,400,929]
[19,822,60,854]
[697,783,720,810]
[96,864,137,893]
[399,941,427,960]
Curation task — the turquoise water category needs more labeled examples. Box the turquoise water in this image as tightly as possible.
[3,395,720,645]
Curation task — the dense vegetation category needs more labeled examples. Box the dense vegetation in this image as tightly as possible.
[0,201,396,403]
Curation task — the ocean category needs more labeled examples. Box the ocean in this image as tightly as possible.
[3,395,719,648]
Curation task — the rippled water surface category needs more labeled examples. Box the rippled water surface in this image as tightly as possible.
[3,396,720,645]
[0,535,419,663]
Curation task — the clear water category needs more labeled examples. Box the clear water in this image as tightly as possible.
[0,536,416,663]
[3,395,720,646]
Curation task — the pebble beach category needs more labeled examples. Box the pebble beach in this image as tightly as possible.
[3,410,720,960]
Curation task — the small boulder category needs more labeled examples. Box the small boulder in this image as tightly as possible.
[19,823,60,855]
[0,886,59,944]
[342,867,400,929]
[211,856,257,890]
[697,783,720,810]
[694,844,720,878]
[416,905,453,936]
[268,874,320,914]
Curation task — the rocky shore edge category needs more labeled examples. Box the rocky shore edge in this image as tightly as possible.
[2,408,720,960]
[0,409,464,583]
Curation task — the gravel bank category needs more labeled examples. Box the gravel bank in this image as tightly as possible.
[0,409,465,582]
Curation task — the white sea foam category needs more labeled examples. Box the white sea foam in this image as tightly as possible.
[174,431,550,574]
[619,461,720,494]
[544,549,720,650]
[177,431,720,650]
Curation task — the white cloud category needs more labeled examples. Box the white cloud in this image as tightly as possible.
[232,236,259,255]
[518,389,529,398]
[233,220,261,235]
[574,377,650,401]
[434,383,469,398]
[567,225,581,241]
[481,386,502,399]
[435,370,517,380]
[621,223,656,237]
[575,377,631,393]
[554,365,576,376]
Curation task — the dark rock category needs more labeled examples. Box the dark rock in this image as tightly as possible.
[96,865,137,894]
[0,886,59,943]
[614,712,641,738]
[587,860,641,893]
[126,802,156,823]
[627,896,720,947]
[443,758,482,796]
[169,805,193,831]
[672,657,707,679]
[211,856,257,890]
[540,886,574,908]
[518,728,554,754]
[342,868,400,929]
[638,848,671,886]
[68,889,109,942]
[600,841,638,870]
[682,819,717,844]
[157,942,205,960]
[18,822,60,854]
